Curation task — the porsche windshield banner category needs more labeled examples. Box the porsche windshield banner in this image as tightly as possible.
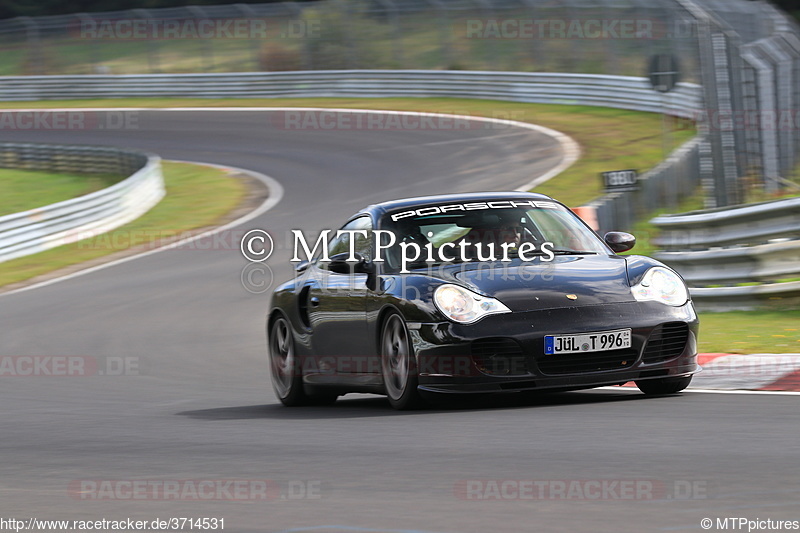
[238,200,592,273]
[389,199,558,221]
[281,200,567,273]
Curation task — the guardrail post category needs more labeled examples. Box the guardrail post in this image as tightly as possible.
[19,17,43,75]
[339,0,360,69]
[235,3,262,71]
[187,6,216,72]
[520,0,543,73]
[130,9,161,73]
[424,0,454,69]
[475,0,499,70]
[75,13,103,73]
[281,2,313,70]
[377,0,404,68]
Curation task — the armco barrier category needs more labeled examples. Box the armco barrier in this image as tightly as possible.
[0,70,701,268]
[0,71,702,118]
[651,197,800,310]
[0,143,165,263]
[0,70,703,234]
[652,196,800,250]
[591,135,703,235]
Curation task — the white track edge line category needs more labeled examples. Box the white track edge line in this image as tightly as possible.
[1,106,581,193]
[0,161,283,298]
[0,106,579,297]
[597,386,800,396]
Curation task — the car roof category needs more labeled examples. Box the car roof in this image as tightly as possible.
[360,191,558,218]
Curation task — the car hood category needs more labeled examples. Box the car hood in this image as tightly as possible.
[446,255,634,311]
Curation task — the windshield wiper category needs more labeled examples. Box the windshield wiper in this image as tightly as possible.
[548,249,597,255]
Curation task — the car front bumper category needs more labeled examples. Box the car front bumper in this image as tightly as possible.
[410,300,699,394]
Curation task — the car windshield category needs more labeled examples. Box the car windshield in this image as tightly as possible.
[380,200,609,270]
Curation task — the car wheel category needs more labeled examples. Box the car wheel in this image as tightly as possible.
[269,316,307,406]
[380,312,425,410]
[635,376,693,395]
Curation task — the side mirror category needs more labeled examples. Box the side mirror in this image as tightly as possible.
[328,252,374,274]
[604,232,636,253]
[294,260,310,275]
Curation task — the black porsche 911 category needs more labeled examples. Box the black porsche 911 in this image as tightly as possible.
[267,192,698,409]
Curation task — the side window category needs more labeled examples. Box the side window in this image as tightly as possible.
[318,216,373,269]
[349,216,373,261]
[326,232,351,258]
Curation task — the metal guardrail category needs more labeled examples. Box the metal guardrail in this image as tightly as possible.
[0,143,165,263]
[592,135,703,236]
[652,197,800,250]
[0,71,703,118]
[657,240,800,285]
[688,281,800,312]
[651,196,800,310]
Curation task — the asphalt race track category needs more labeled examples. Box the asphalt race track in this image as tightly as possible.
[0,109,798,533]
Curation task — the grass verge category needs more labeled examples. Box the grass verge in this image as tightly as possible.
[698,310,800,354]
[0,168,120,217]
[0,161,246,288]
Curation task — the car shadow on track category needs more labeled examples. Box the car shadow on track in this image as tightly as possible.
[176,388,669,421]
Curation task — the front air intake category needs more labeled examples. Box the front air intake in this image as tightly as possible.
[642,322,689,363]
[471,338,528,376]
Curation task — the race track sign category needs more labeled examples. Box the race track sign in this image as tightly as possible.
[601,169,638,192]
[648,54,681,93]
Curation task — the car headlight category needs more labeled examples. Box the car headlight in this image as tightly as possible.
[433,284,511,324]
[631,267,689,306]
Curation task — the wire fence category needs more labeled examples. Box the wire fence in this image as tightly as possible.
[0,0,798,211]
[0,0,721,78]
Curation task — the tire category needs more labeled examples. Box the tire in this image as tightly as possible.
[380,312,425,410]
[269,316,307,406]
[635,376,693,395]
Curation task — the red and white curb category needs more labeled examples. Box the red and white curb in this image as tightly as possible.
[619,354,800,392]
[690,353,800,391]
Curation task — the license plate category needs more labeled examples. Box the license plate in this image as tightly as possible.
[544,329,631,355]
